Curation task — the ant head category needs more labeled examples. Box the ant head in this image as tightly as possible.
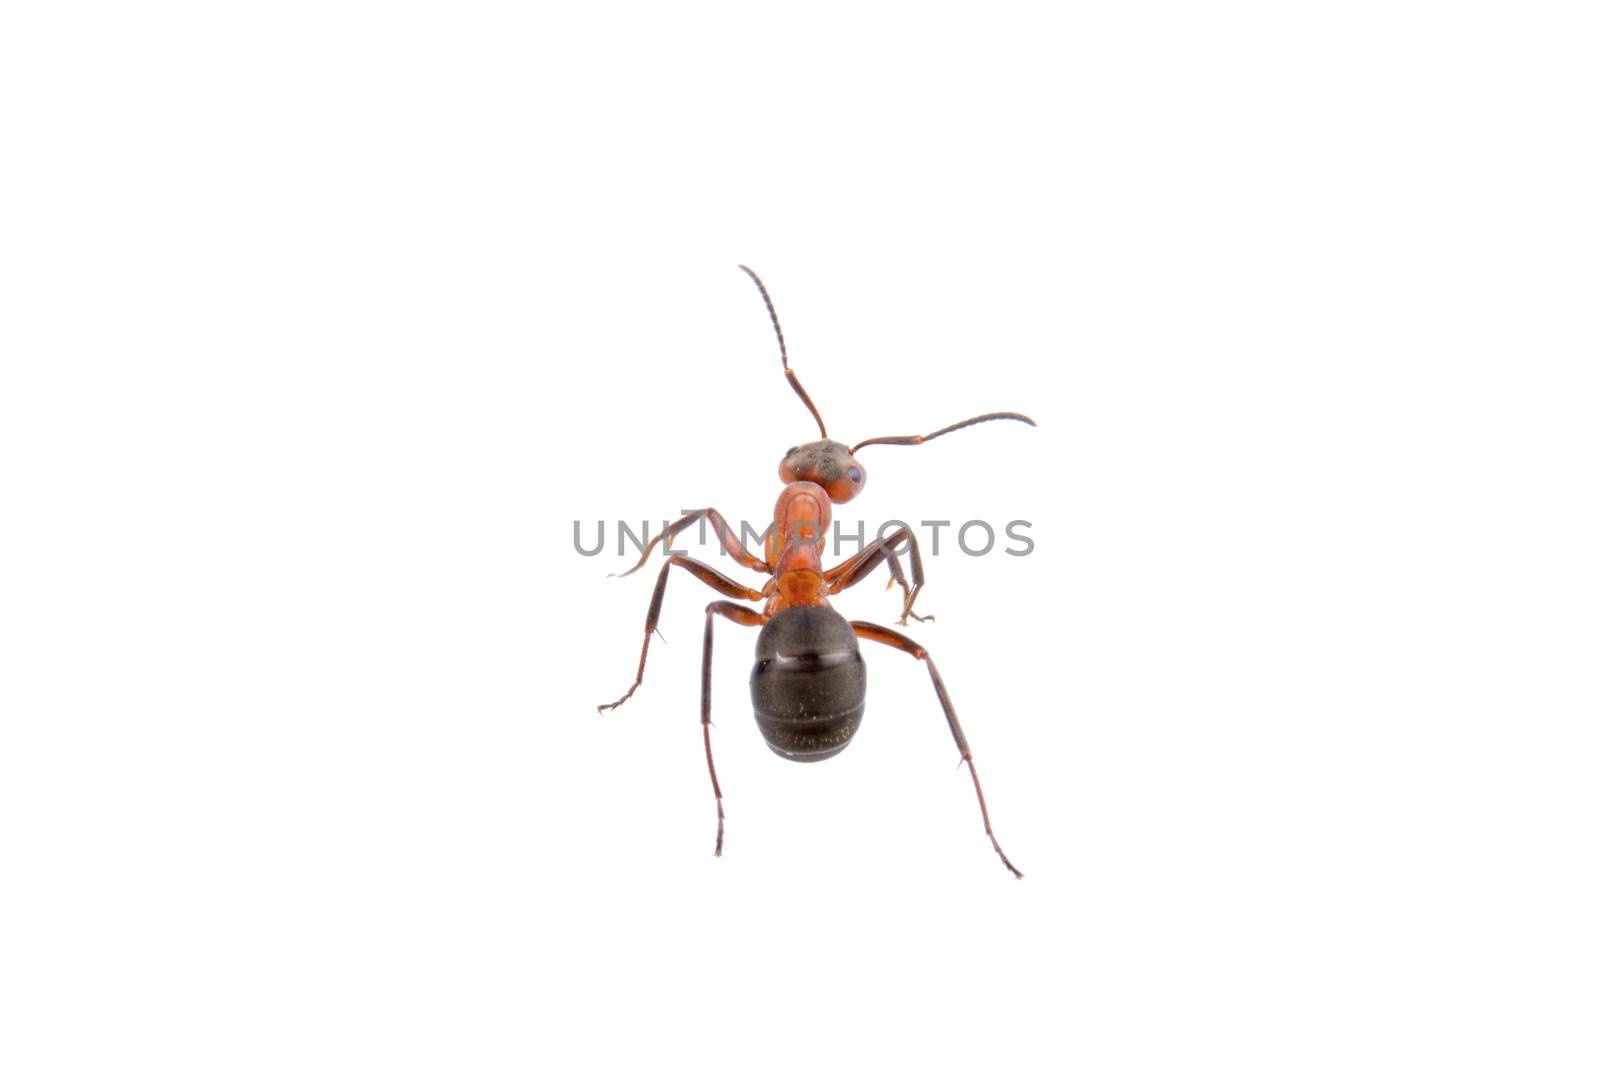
[780,439,866,503]
[740,264,1035,507]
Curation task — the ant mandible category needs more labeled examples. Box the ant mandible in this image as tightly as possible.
[598,265,1035,877]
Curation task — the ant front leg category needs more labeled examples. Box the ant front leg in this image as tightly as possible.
[613,508,769,578]
[701,600,764,856]
[850,621,1023,878]
[598,557,763,713]
[826,526,931,625]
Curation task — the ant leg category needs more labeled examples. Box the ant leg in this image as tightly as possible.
[598,557,764,713]
[826,527,931,625]
[614,508,769,577]
[702,600,765,856]
[850,621,1023,879]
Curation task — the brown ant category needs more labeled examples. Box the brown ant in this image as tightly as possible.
[598,265,1034,877]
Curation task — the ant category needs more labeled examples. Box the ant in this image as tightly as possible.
[598,266,1035,877]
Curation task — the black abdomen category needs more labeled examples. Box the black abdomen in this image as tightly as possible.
[750,605,866,762]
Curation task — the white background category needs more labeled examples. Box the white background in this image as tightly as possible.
[2,3,1596,1064]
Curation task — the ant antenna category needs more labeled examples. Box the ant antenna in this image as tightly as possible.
[851,412,1036,454]
[739,265,828,439]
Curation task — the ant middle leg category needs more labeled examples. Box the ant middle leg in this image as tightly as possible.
[598,557,764,713]
[826,526,931,625]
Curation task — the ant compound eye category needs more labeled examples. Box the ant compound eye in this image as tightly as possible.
[847,466,862,483]
[786,446,800,457]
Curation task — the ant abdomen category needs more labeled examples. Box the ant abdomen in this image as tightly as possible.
[750,605,867,763]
